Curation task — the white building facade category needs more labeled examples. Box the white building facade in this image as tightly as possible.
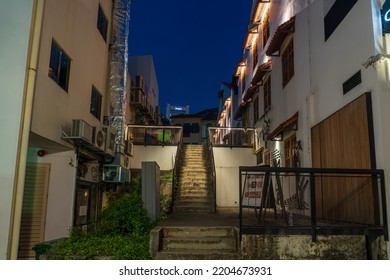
[232,0,390,253]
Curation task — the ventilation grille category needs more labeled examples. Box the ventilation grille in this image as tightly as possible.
[343,70,361,95]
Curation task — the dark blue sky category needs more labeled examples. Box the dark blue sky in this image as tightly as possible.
[128,0,252,114]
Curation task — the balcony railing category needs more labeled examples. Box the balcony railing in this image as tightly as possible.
[208,127,256,147]
[127,125,182,146]
[239,166,388,242]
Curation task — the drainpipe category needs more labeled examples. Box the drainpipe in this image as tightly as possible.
[8,0,45,260]
[109,0,131,150]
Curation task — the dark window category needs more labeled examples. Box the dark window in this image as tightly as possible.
[97,5,108,41]
[282,39,294,88]
[90,86,102,120]
[324,0,358,41]
[253,43,258,70]
[183,123,191,137]
[242,76,246,95]
[264,76,271,111]
[253,95,259,124]
[192,123,200,133]
[49,40,71,92]
[263,15,270,48]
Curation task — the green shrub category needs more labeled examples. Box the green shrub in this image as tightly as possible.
[46,179,154,260]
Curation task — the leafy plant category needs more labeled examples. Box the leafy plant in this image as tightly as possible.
[46,179,154,260]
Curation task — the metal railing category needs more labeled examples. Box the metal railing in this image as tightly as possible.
[208,127,256,148]
[239,166,388,242]
[127,125,182,146]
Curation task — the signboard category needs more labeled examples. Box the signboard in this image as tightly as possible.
[242,174,263,207]
[382,0,390,34]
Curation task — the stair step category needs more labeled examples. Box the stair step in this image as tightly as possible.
[174,200,213,207]
[155,250,239,260]
[163,237,237,251]
[163,226,237,237]
[173,205,215,213]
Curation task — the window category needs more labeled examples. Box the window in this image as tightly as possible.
[282,39,294,88]
[264,76,271,111]
[192,123,200,133]
[263,15,270,48]
[90,86,102,120]
[284,133,296,167]
[97,5,108,41]
[253,43,258,70]
[49,40,71,92]
[264,150,271,166]
[242,76,246,95]
[183,123,191,137]
[253,95,259,124]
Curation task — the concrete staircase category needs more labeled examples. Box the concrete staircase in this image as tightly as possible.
[150,144,240,260]
[151,226,240,260]
[173,144,215,213]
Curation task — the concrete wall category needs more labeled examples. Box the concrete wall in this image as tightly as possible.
[0,0,34,260]
[31,0,112,142]
[241,235,388,260]
[130,145,178,170]
[213,147,257,210]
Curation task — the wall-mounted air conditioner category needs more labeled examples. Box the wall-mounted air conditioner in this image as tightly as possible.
[63,119,94,145]
[78,161,100,183]
[92,127,106,152]
[124,140,134,156]
[103,126,116,157]
[102,165,130,183]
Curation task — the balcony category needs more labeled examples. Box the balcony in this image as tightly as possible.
[239,166,388,243]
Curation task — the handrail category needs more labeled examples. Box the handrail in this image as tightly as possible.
[239,166,388,243]
[207,139,217,212]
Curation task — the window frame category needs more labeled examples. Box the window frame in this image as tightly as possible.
[97,4,108,42]
[262,15,270,48]
[284,133,296,168]
[282,39,294,88]
[48,40,71,92]
[90,86,103,120]
[253,95,259,124]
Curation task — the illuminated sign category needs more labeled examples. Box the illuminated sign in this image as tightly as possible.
[382,0,390,34]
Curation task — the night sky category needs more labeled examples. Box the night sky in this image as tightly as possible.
[128,0,252,114]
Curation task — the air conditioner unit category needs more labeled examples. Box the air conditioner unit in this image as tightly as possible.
[78,161,100,183]
[64,119,94,145]
[103,126,116,157]
[124,140,134,156]
[102,165,130,183]
[93,127,106,152]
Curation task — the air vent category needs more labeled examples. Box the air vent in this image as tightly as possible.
[343,70,361,95]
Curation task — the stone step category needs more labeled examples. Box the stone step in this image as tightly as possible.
[162,226,237,238]
[173,205,215,213]
[155,250,239,260]
[162,236,237,251]
[174,200,213,208]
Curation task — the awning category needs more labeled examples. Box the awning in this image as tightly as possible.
[233,100,252,120]
[234,58,247,76]
[243,25,259,49]
[251,59,272,85]
[267,111,298,141]
[243,84,260,102]
[266,16,295,56]
[251,0,269,24]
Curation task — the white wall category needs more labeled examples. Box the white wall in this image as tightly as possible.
[130,145,178,170]
[0,0,34,260]
[27,148,76,240]
[213,147,257,209]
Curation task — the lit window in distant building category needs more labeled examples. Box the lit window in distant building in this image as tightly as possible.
[264,76,271,111]
[49,40,71,92]
[97,5,108,41]
[90,86,102,120]
[282,39,294,88]
[284,133,296,167]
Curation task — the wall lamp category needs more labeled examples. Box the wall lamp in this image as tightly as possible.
[362,54,390,68]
